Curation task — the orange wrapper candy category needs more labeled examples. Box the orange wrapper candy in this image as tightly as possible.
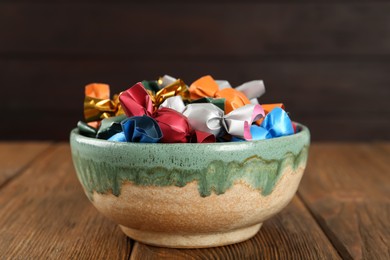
[189,75,251,114]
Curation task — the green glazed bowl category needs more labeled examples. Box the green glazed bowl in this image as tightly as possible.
[70,123,310,248]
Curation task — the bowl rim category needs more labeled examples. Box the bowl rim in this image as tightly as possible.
[70,122,309,147]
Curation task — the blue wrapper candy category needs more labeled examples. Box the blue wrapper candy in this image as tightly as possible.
[250,107,294,140]
[250,125,270,140]
[121,115,163,143]
[108,132,127,142]
[231,136,245,142]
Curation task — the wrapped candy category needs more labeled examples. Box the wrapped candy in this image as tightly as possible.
[77,75,297,143]
[83,83,124,124]
[77,121,97,137]
[157,75,177,88]
[151,79,190,108]
[96,115,127,140]
[165,98,265,140]
[153,107,192,143]
[119,82,214,143]
[189,75,250,114]
[120,116,162,143]
[250,108,294,140]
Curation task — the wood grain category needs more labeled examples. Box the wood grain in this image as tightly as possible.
[1,3,390,56]
[0,144,132,259]
[298,143,390,259]
[1,60,389,140]
[130,197,340,260]
[373,141,390,155]
[1,142,389,258]
[0,142,52,187]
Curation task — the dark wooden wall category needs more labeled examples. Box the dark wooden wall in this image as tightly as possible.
[1,1,389,141]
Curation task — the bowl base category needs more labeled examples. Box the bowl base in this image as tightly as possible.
[119,223,262,248]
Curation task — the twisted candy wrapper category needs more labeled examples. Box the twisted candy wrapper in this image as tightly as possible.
[153,107,192,143]
[255,103,285,125]
[160,96,186,113]
[151,79,190,108]
[189,75,266,114]
[184,103,265,140]
[250,107,294,140]
[77,121,97,138]
[161,94,225,112]
[84,83,124,124]
[191,131,216,143]
[158,75,177,88]
[96,115,127,140]
[143,75,182,94]
[142,80,159,93]
[120,81,190,113]
[119,82,154,117]
[159,74,265,111]
[216,79,265,105]
[108,116,163,143]
[262,103,285,114]
[80,76,294,143]
[189,75,250,114]
[119,83,214,143]
[191,97,225,111]
[161,96,265,140]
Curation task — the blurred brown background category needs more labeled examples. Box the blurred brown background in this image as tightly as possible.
[1,1,389,141]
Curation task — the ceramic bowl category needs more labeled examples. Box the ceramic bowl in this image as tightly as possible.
[70,123,310,248]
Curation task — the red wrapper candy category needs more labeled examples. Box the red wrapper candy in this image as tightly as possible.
[119,82,154,117]
[153,107,192,143]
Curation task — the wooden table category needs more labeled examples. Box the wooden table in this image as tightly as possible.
[0,142,389,259]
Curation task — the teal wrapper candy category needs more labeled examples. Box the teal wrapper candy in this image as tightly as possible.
[96,115,127,139]
[190,97,226,111]
[142,80,160,93]
[77,121,97,138]
[231,136,245,142]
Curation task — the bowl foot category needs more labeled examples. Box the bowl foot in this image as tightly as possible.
[119,223,262,248]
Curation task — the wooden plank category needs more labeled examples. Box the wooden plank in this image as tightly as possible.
[130,196,340,259]
[298,143,390,259]
[0,3,390,56]
[296,118,390,141]
[0,142,52,187]
[1,59,389,140]
[374,141,390,154]
[367,142,390,171]
[0,144,131,259]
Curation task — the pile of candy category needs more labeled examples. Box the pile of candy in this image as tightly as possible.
[77,75,296,143]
